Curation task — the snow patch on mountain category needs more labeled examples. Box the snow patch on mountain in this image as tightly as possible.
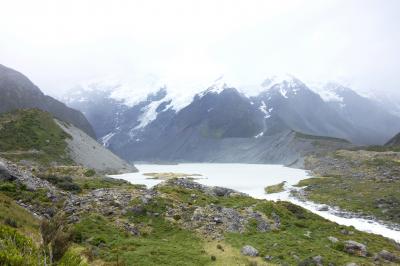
[101,132,116,147]
[134,99,172,130]
[309,82,344,103]
[259,101,272,119]
[198,75,232,97]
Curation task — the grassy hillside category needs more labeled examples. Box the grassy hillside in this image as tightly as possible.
[0,109,72,164]
[301,149,400,224]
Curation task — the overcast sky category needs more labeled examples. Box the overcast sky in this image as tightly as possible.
[1,0,399,99]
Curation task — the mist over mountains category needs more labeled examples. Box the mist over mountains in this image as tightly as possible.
[63,75,400,163]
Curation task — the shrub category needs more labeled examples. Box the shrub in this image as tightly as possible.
[4,217,18,228]
[84,169,96,177]
[0,182,17,192]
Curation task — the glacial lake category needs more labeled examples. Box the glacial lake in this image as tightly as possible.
[110,163,400,243]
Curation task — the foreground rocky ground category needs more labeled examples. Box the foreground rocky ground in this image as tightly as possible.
[299,149,400,225]
[1,158,400,265]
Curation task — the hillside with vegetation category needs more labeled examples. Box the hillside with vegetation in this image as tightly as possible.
[0,109,136,173]
[0,159,400,265]
[0,110,399,265]
[298,148,400,225]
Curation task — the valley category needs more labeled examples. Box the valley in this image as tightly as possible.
[0,64,400,265]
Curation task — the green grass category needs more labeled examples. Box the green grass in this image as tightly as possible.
[264,181,286,194]
[72,214,210,265]
[0,193,40,242]
[0,181,54,210]
[302,149,400,224]
[0,109,72,164]
[0,224,41,266]
[225,200,400,265]
[75,176,140,191]
[158,185,258,208]
[295,176,400,224]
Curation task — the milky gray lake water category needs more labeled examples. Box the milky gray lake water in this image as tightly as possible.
[110,163,400,242]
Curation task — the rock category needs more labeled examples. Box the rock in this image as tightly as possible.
[264,255,273,261]
[345,263,358,266]
[378,250,400,262]
[327,236,339,243]
[140,194,153,205]
[212,187,233,197]
[271,212,281,228]
[340,229,354,235]
[129,205,146,216]
[213,216,223,224]
[313,255,323,266]
[0,162,15,181]
[317,205,329,211]
[344,240,367,257]
[241,245,259,257]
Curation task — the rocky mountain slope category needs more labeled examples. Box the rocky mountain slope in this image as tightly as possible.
[386,132,400,146]
[0,109,136,173]
[63,76,400,163]
[0,64,96,138]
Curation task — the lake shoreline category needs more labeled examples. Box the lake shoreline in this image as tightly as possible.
[110,163,400,243]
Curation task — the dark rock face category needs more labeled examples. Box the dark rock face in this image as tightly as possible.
[0,64,95,138]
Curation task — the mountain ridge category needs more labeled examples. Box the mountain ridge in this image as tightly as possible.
[0,64,96,138]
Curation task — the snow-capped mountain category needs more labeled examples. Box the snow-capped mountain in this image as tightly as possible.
[62,75,400,163]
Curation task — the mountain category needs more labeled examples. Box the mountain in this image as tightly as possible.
[0,64,96,138]
[311,82,400,144]
[0,108,136,173]
[63,75,400,164]
[386,132,400,146]
[253,76,358,141]
[63,77,361,164]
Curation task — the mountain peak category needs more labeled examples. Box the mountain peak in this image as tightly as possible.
[197,75,236,97]
[260,74,306,99]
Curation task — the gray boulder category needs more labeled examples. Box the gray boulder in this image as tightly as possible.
[241,245,259,257]
[378,250,400,262]
[327,236,339,243]
[0,162,15,181]
[344,240,367,257]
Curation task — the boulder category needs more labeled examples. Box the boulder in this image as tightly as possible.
[241,245,259,257]
[327,236,339,243]
[317,205,329,211]
[378,250,399,262]
[312,255,323,266]
[0,162,15,181]
[344,240,367,257]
